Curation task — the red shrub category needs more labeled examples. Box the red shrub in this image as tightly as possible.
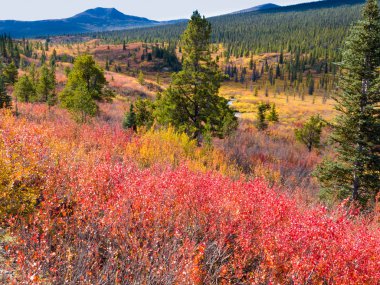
[2,105,380,284]
[9,162,380,284]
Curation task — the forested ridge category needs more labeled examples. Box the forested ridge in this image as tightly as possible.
[94,0,365,60]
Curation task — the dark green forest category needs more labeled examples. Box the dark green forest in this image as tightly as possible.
[93,0,365,63]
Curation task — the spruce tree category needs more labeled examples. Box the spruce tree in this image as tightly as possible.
[279,50,284,64]
[36,65,56,104]
[316,0,380,206]
[105,58,110,71]
[60,55,112,122]
[123,104,137,131]
[138,70,145,85]
[256,102,270,131]
[3,61,18,85]
[254,87,258,97]
[295,115,325,152]
[50,49,57,67]
[0,75,11,108]
[135,98,154,128]
[14,75,35,103]
[249,56,254,70]
[267,103,279,122]
[308,77,315,96]
[155,11,237,142]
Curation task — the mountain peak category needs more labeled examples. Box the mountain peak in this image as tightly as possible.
[73,7,132,20]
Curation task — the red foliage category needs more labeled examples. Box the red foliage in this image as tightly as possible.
[2,106,380,284]
[10,167,380,284]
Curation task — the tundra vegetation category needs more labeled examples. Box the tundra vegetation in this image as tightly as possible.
[0,1,380,284]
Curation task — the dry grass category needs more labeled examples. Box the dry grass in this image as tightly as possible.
[220,81,336,125]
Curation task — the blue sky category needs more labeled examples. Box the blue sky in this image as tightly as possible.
[0,0,310,21]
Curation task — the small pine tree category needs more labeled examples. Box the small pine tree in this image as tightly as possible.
[123,104,137,131]
[14,75,36,103]
[40,50,46,65]
[267,103,279,122]
[138,70,145,85]
[36,65,56,104]
[308,77,315,95]
[59,55,112,122]
[3,61,18,85]
[249,56,254,70]
[256,102,270,131]
[105,58,110,71]
[295,115,325,152]
[279,50,284,64]
[50,49,57,67]
[0,76,11,108]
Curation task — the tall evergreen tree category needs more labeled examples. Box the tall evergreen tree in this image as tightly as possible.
[155,11,237,142]
[316,0,380,206]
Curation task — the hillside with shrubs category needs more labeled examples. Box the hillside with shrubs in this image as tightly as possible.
[0,0,380,284]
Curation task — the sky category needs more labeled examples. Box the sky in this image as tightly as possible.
[0,0,311,21]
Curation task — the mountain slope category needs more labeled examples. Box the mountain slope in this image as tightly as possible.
[262,0,365,13]
[94,0,365,68]
[0,8,159,38]
[230,3,281,14]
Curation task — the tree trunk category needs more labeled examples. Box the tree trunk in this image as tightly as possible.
[353,76,369,201]
[353,169,360,201]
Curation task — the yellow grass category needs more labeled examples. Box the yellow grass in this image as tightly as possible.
[220,81,336,125]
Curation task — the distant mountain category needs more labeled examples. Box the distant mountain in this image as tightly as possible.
[257,0,365,13]
[230,3,281,14]
[0,8,160,38]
